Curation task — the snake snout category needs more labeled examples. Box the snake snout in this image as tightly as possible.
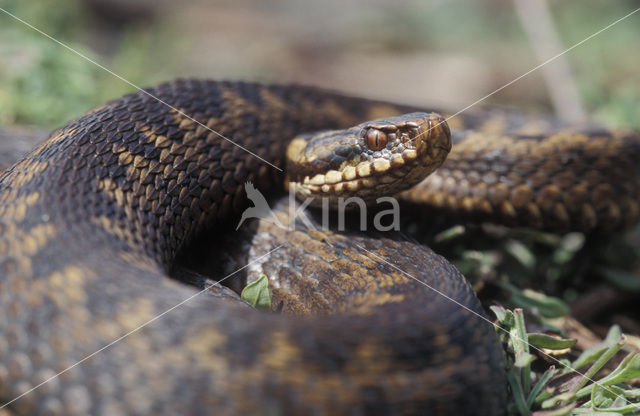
[424,113,452,154]
[398,113,452,174]
[381,112,452,158]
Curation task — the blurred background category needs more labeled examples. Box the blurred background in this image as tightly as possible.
[0,0,638,130]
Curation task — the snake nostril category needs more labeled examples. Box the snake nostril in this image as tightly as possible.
[428,117,450,143]
[426,119,435,140]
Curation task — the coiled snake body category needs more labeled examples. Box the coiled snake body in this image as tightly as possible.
[0,80,639,415]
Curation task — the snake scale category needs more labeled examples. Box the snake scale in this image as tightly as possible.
[1,79,639,415]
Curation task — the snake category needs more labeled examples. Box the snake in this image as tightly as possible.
[0,79,639,416]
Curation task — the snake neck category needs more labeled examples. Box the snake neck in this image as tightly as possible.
[0,80,412,269]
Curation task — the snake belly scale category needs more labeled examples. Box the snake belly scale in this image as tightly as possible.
[0,79,639,415]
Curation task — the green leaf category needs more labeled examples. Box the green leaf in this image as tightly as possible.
[541,392,574,409]
[574,338,625,398]
[515,351,536,368]
[528,333,577,350]
[549,232,583,263]
[434,224,466,243]
[596,267,640,291]
[604,326,623,344]
[507,286,570,318]
[530,402,575,415]
[491,305,507,322]
[491,305,516,328]
[572,326,622,370]
[595,353,640,387]
[529,367,556,408]
[506,239,536,271]
[560,232,585,252]
[620,389,640,398]
[507,369,530,415]
[594,384,625,401]
[572,346,608,372]
[512,309,533,395]
[512,309,530,353]
[241,276,272,311]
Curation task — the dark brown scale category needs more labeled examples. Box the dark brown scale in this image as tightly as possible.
[0,80,505,415]
[401,128,640,231]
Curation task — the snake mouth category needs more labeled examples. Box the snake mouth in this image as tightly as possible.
[287,112,452,204]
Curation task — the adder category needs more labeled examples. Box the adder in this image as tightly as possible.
[0,80,639,415]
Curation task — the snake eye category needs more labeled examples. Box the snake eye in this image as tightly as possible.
[365,129,388,151]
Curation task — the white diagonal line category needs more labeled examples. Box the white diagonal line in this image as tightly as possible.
[354,241,637,409]
[0,244,284,410]
[0,7,283,172]
[420,6,640,141]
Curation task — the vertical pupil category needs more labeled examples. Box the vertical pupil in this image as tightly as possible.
[367,129,386,150]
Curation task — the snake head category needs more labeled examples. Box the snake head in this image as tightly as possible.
[287,112,452,206]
